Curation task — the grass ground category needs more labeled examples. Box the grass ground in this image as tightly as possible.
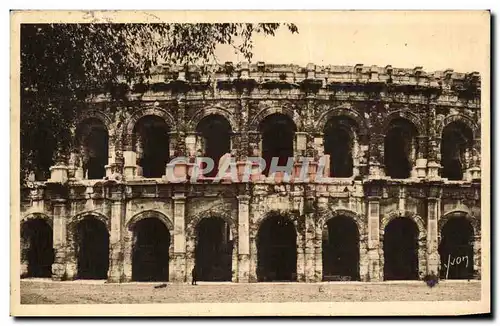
[20,279,481,304]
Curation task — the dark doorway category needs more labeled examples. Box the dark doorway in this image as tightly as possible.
[441,122,473,180]
[322,216,360,281]
[439,216,474,279]
[195,217,233,281]
[259,114,296,176]
[21,219,53,278]
[257,215,297,282]
[324,117,354,177]
[133,116,170,178]
[383,218,419,280]
[384,118,417,179]
[76,118,109,180]
[76,218,109,279]
[132,218,170,282]
[196,115,232,177]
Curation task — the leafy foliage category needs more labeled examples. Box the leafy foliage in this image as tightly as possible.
[20,23,298,183]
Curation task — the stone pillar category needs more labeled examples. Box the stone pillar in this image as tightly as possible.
[426,197,440,276]
[108,200,124,282]
[122,227,133,282]
[52,199,67,280]
[172,193,187,282]
[304,197,316,282]
[296,233,305,282]
[123,150,138,180]
[368,133,385,179]
[473,234,481,279]
[359,233,369,281]
[248,236,258,282]
[427,104,441,179]
[367,197,381,281]
[415,136,428,179]
[237,195,250,282]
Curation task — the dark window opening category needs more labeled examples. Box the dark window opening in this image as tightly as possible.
[384,119,417,179]
[257,215,297,282]
[133,116,170,178]
[132,218,170,282]
[259,114,296,176]
[383,218,419,280]
[195,217,233,281]
[21,219,53,278]
[439,216,474,279]
[324,118,354,177]
[322,216,360,281]
[76,118,109,180]
[196,115,232,178]
[441,122,473,180]
[76,218,109,279]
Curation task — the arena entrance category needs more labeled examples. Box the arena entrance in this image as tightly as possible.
[439,216,474,279]
[257,214,297,282]
[132,218,170,282]
[76,217,109,279]
[195,217,233,281]
[322,216,360,281]
[383,218,419,280]
[21,219,53,278]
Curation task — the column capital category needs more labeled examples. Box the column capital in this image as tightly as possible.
[173,193,186,202]
[237,194,250,204]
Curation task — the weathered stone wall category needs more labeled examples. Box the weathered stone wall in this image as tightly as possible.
[20,63,482,283]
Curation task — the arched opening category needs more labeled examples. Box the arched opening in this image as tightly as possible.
[259,113,296,176]
[383,218,419,280]
[195,217,233,281]
[196,115,232,177]
[322,216,360,281]
[75,217,109,279]
[439,216,474,279]
[257,214,297,282]
[76,118,109,180]
[324,117,355,177]
[384,118,418,179]
[132,218,170,282]
[21,219,53,278]
[133,115,170,178]
[24,121,57,181]
[441,122,473,180]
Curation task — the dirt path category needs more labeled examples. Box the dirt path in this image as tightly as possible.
[20,279,481,304]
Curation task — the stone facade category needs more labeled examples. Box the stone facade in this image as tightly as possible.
[20,62,482,283]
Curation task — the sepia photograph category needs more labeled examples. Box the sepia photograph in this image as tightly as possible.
[10,10,490,316]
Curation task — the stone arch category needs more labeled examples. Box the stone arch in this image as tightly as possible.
[437,114,479,139]
[380,210,426,239]
[127,210,174,232]
[255,209,303,282]
[318,208,365,236]
[186,208,237,240]
[69,211,110,231]
[256,209,304,236]
[439,209,479,237]
[315,107,367,134]
[124,107,176,147]
[21,212,53,228]
[189,106,238,132]
[248,105,298,131]
[380,210,427,280]
[383,110,425,136]
[76,110,114,137]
